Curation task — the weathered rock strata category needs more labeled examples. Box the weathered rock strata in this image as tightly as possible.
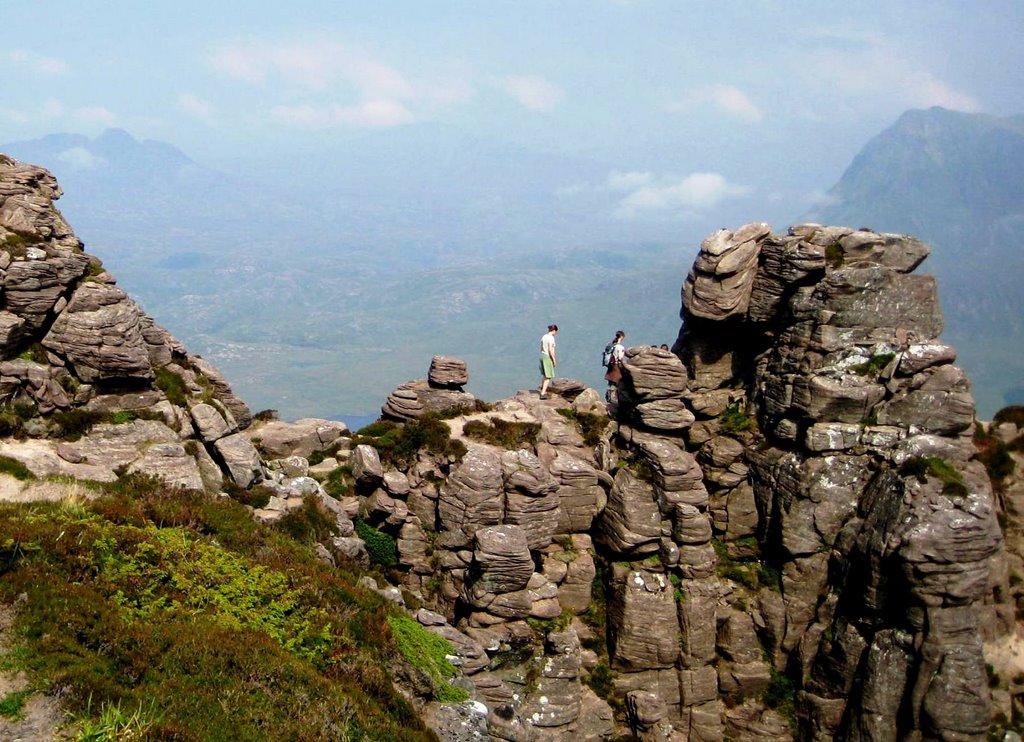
[336,223,1007,741]
[0,154,257,493]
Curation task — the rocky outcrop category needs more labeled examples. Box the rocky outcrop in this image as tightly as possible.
[334,224,1005,741]
[383,355,478,421]
[0,154,257,494]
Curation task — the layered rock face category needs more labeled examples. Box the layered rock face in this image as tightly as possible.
[0,155,267,492]
[342,224,1006,741]
[659,224,1005,740]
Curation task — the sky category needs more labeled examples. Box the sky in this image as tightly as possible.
[3,0,1023,227]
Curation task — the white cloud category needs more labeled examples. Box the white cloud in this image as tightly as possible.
[211,39,414,96]
[607,170,653,192]
[8,49,67,75]
[271,99,414,128]
[0,108,31,124]
[41,99,64,118]
[797,29,980,113]
[210,38,468,127]
[614,172,750,218]
[74,107,117,126]
[668,85,763,123]
[57,147,105,170]
[503,75,563,112]
[178,93,217,124]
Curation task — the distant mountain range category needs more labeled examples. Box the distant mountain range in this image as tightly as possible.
[0,128,690,420]
[4,108,1021,419]
[806,107,1024,416]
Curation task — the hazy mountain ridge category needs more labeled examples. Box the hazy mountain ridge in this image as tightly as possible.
[807,107,1024,416]
[1,128,691,418]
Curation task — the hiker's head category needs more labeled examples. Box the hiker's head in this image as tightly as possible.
[548,324,558,333]
[615,330,625,341]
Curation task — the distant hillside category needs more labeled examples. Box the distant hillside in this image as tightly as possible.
[806,107,1024,417]
[0,129,689,419]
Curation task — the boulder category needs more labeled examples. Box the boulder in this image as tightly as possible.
[43,282,153,382]
[247,417,348,458]
[214,433,265,488]
[351,444,384,487]
[428,355,469,388]
[683,222,771,320]
[382,379,476,421]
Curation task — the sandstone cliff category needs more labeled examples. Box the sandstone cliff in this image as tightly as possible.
[0,154,265,494]
[297,223,1011,741]
[0,155,1017,741]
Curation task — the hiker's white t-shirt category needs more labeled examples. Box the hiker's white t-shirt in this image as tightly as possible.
[541,332,556,356]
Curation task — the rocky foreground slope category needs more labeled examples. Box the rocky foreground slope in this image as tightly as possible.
[0,155,1021,741]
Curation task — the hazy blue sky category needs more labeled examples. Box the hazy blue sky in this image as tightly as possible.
[3,0,1023,224]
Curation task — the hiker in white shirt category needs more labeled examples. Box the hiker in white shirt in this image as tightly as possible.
[539,324,558,399]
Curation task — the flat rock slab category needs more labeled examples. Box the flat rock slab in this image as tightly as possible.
[246,417,349,459]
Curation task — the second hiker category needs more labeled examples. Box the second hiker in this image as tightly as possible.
[603,330,626,403]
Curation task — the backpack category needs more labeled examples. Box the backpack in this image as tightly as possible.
[602,342,615,367]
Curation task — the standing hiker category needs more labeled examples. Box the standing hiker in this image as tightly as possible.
[603,330,626,402]
[539,324,558,399]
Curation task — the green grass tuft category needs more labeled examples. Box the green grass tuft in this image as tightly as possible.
[386,614,468,703]
[154,367,189,407]
[850,352,896,377]
[0,688,32,720]
[0,455,34,481]
[899,456,969,497]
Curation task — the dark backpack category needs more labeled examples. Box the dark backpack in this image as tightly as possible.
[602,342,615,367]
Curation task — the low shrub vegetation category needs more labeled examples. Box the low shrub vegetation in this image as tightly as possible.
[0,480,437,740]
[354,518,399,567]
[556,408,610,446]
[17,343,49,365]
[319,465,352,500]
[899,456,969,498]
[974,422,1017,492]
[712,538,781,592]
[52,407,164,440]
[463,417,541,449]
[354,413,467,467]
[0,401,37,438]
[719,404,754,434]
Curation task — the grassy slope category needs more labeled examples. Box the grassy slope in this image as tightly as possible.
[0,475,438,741]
